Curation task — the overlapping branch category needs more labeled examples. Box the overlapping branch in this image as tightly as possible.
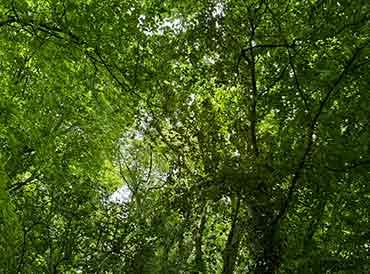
[272,42,369,228]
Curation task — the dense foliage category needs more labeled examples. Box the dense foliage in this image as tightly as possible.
[0,0,369,273]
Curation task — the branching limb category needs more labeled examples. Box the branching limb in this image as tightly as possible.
[272,43,368,228]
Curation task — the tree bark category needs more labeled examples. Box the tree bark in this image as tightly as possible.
[222,195,241,274]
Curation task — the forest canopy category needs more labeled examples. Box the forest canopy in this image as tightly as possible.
[0,0,369,273]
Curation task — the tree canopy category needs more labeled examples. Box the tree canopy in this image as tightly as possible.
[0,0,369,273]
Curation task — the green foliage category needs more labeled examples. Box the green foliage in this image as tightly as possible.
[0,0,369,273]
[0,172,21,272]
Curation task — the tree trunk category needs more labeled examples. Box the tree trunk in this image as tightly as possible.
[222,195,241,274]
[194,204,208,273]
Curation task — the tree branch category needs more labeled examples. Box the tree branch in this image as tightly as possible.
[243,21,260,157]
[325,159,370,172]
[8,172,39,192]
[242,43,293,54]
[287,48,309,111]
[0,15,17,27]
[272,43,367,228]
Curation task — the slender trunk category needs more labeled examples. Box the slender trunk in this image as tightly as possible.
[248,20,259,158]
[254,247,279,274]
[16,224,28,273]
[251,212,282,274]
[194,205,208,273]
[222,195,241,274]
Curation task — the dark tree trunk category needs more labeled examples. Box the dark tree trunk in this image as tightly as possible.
[194,205,208,273]
[222,196,241,274]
